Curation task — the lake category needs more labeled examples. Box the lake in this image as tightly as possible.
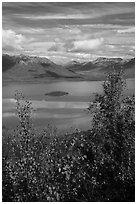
[2,79,135,133]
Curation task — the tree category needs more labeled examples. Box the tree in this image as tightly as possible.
[88,69,135,201]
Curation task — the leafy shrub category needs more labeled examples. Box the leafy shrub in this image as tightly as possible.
[2,93,58,201]
[2,70,135,201]
[88,70,135,201]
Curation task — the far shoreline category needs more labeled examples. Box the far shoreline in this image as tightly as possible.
[2,77,135,86]
[2,77,102,86]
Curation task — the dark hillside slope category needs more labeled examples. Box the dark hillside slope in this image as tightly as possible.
[2,54,81,82]
[2,54,16,72]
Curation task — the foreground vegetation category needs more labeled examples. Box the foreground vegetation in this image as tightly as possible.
[2,70,135,201]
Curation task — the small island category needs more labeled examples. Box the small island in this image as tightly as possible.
[45,91,69,96]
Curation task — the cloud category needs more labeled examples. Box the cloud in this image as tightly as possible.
[48,42,67,52]
[18,28,46,34]
[117,27,135,34]
[2,29,25,51]
[71,38,104,52]
[2,2,135,62]
[19,13,91,20]
[107,44,115,49]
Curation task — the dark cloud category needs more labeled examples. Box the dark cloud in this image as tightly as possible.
[3,2,135,28]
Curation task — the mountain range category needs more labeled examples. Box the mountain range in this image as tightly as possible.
[2,54,135,83]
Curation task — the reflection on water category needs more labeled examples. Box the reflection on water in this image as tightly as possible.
[2,79,135,131]
[2,81,104,100]
[2,98,91,131]
[3,98,89,110]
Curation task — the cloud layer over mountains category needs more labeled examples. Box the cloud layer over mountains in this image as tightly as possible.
[2,2,135,64]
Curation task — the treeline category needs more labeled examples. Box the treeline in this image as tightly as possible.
[2,70,135,202]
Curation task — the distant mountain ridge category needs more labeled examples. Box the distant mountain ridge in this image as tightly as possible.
[2,54,81,82]
[2,54,56,72]
[65,57,135,70]
[65,57,135,79]
[2,54,135,82]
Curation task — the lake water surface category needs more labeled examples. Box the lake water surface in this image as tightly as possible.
[3,79,135,132]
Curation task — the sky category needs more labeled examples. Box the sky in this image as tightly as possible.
[2,2,135,64]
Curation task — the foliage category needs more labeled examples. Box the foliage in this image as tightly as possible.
[2,70,135,201]
[88,70,135,201]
